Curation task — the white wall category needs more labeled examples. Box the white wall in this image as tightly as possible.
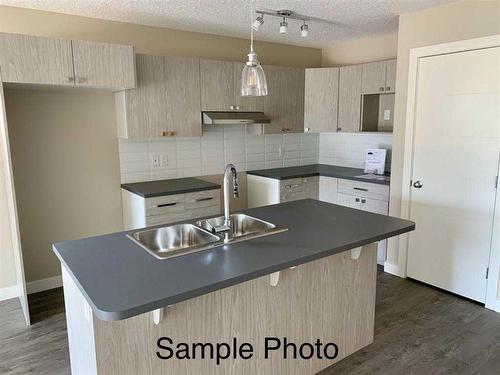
[119,127,320,184]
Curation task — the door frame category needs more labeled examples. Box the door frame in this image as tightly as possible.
[398,34,500,312]
[0,71,30,324]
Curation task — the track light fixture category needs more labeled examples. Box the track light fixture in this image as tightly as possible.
[253,9,316,38]
[252,14,264,31]
[279,17,288,34]
[300,22,309,37]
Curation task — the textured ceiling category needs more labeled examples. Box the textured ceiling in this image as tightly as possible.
[0,0,454,47]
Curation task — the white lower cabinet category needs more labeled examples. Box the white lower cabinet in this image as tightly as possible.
[122,188,221,230]
[335,181,390,265]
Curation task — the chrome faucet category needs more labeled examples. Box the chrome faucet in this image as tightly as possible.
[223,164,239,228]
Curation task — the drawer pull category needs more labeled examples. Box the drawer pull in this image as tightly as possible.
[353,187,369,192]
[195,197,214,202]
[157,202,177,208]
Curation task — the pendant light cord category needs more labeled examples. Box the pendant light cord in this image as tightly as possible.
[250,10,254,53]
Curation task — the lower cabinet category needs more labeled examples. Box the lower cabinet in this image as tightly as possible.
[279,177,319,202]
[334,180,390,265]
[122,188,221,230]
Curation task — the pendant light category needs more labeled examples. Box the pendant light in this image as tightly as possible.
[241,13,268,97]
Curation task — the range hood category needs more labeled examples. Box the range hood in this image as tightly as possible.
[202,111,271,125]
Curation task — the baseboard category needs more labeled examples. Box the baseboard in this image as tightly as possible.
[384,261,404,278]
[27,275,62,294]
[0,285,19,301]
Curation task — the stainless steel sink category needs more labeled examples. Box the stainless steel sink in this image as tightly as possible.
[196,213,284,240]
[128,214,287,260]
[127,223,221,260]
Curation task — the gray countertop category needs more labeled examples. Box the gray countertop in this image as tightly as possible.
[52,199,414,321]
[247,164,390,185]
[121,177,220,198]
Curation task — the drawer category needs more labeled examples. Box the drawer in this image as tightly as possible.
[185,189,220,210]
[185,205,220,221]
[145,194,185,217]
[145,211,189,227]
[336,192,361,209]
[338,179,389,202]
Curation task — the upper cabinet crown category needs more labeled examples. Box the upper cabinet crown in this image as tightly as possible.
[361,59,396,94]
[200,59,263,112]
[0,32,136,89]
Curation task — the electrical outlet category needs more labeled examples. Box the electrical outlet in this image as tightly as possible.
[160,153,168,167]
[384,109,391,121]
[151,154,161,168]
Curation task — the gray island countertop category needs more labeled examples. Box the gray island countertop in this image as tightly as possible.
[247,164,391,185]
[53,199,414,321]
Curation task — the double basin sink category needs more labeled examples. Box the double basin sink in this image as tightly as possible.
[127,213,287,260]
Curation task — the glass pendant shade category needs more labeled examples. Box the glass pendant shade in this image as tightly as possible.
[241,54,268,96]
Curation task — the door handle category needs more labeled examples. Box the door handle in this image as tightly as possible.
[413,181,423,189]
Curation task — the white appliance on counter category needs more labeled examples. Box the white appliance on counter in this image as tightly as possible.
[364,148,387,175]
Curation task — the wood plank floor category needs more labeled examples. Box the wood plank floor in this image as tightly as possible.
[1,268,499,375]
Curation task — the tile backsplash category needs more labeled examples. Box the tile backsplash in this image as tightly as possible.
[118,125,319,184]
[319,132,393,171]
[118,126,392,184]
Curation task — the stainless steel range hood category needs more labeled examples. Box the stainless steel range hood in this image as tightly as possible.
[202,111,271,125]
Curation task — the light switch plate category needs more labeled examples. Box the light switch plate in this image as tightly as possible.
[151,154,161,168]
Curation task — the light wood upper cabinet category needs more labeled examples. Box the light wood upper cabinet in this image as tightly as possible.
[0,33,74,85]
[385,59,396,93]
[304,67,339,133]
[115,54,168,139]
[165,56,202,137]
[283,66,305,133]
[116,55,202,139]
[200,59,234,111]
[233,62,264,111]
[361,60,387,94]
[263,65,305,134]
[72,40,136,89]
[338,65,362,133]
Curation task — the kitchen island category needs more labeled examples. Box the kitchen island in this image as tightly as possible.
[53,199,414,375]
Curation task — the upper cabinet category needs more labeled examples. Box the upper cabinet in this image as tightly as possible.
[71,40,136,89]
[115,54,168,139]
[0,33,74,86]
[338,65,362,133]
[164,56,202,137]
[263,65,305,134]
[116,55,202,139]
[385,59,396,93]
[0,32,136,89]
[200,60,264,112]
[361,59,396,94]
[200,59,234,111]
[304,67,339,133]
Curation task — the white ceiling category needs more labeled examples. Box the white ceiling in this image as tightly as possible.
[0,0,454,48]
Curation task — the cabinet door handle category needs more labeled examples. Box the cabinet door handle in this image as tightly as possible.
[379,86,385,92]
[361,199,366,203]
[235,106,240,110]
[337,127,342,131]
[195,197,213,202]
[229,105,235,110]
[355,198,360,202]
[66,77,75,83]
[386,86,391,91]
[77,77,87,83]
[353,187,369,192]
[157,202,177,208]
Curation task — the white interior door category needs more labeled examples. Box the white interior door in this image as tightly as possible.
[0,73,30,324]
[407,47,500,302]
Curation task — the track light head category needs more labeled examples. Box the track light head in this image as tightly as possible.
[252,15,264,31]
[279,17,288,34]
[300,23,308,37]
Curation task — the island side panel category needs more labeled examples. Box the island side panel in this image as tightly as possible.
[61,265,98,375]
[90,243,377,375]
